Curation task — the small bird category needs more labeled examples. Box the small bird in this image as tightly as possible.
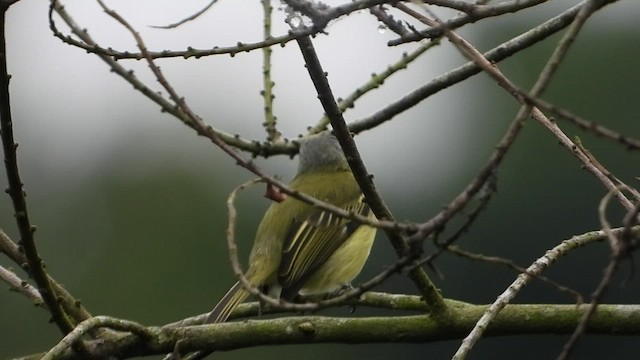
[205,132,377,323]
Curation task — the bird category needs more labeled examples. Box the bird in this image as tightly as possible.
[205,132,377,324]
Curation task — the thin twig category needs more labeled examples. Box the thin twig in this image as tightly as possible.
[0,264,44,306]
[420,167,498,266]
[452,228,631,360]
[369,5,410,37]
[391,0,592,45]
[309,37,441,135]
[261,0,280,142]
[444,246,584,304]
[350,2,597,133]
[223,179,422,315]
[527,97,640,150]
[0,7,74,334]
[59,0,403,237]
[48,1,288,157]
[557,185,630,360]
[406,114,525,247]
[0,229,94,324]
[404,1,633,257]
[398,0,619,357]
[149,0,218,29]
[622,199,640,250]
[167,293,466,327]
[49,0,313,60]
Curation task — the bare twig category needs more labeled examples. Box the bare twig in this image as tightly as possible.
[55,0,403,237]
[309,37,441,134]
[452,227,634,360]
[0,229,93,324]
[369,5,410,37]
[49,0,313,60]
[149,0,218,29]
[0,264,44,306]
[0,6,74,334]
[261,0,280,142]
[398,0,621,357]
[622,200,640,249]
[529,98,640,150]
[574,138,640,202]
[48,0,287,157]
[0,228,24,262]
[42,316,154,360]
[406,113,525,247]
[168,293,465,327]
[402,1,634,258]
[223,179,422,315]
[444,246,584,304]
[557,186,631,360]
[293,29,446,313]
[350,2,597,133]
[391,0,556,45]
[420,167,498,266]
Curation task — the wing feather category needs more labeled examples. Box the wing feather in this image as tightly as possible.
[278,195,371,298]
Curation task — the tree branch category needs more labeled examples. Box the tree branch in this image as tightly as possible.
[452,225,634,359]
[35,302,640,360]
[0,229,92,324]
[350,1,594,133]
[293,30,446,313]
[0,7,74,334]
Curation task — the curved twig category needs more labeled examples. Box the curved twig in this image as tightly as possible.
[452,227,633,360]
[149,0,218,29]
[556,185,631,360]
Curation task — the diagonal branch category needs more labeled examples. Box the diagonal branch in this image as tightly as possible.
[453,225,638,360]
[293,29,446,313]
[0,229,93,324]
[0,263,44,306]
[399,0,627,357]
[93,0,411,233]
[310,37,441,134]
[525,96,640,150]
[404,1,634,253]
[48,1,279,155]
[557,185,636,360]
[390,0,597,45]
[350,1,600,133]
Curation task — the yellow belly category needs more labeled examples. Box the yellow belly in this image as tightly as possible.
[299,224,376,295]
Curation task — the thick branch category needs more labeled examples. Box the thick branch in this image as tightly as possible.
[39,303,640,359]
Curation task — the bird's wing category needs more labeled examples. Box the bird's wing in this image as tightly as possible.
[278,195,371,298]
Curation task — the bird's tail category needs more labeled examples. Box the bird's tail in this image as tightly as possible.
[204,280,251,324]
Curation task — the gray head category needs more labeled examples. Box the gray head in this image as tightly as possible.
[297,132,349,174]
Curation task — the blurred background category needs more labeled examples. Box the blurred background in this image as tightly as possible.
[1,1,639,359]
